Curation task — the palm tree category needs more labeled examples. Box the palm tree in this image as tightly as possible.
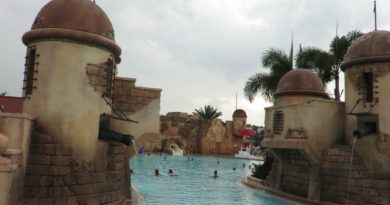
[193,105,222,121]
[244,48,293,102]
[296,30,363,101]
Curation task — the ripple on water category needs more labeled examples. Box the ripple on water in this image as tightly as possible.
[130,155,293,205]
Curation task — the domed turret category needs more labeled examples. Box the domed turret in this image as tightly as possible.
[22,0,121,59]
[342,30,390,70]
[275,69,328,98]
[232,109,247,117]
[232,109,247,136]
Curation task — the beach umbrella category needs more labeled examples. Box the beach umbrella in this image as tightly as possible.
[239,129,256,137]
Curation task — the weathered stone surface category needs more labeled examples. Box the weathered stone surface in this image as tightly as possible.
[76,172,104,184]
[108,154,124,162]
[108,162,124,171]
[26,165,50,175]
[37,198,54,205]
[31,133,52,144]
[49,166,72,176]
[108,146,125,154]
[70,184,95,194]
[54,197,67,205]
[50,156,71,166]
[28,154,50,165]
[63,174,76,186]
[55,145,71,156]
[30,144,56,155]
[76,194,98,205]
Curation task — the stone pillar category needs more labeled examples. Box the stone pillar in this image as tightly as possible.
[269,149,283,190]
[308,165,320,201]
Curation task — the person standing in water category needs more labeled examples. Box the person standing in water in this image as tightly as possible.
[213,170,218,178]
[154,169,159,176]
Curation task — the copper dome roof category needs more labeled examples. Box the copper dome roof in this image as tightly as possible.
[22,0,121,59]
[232,109,247,117]
[275,69,328,98]
[342,30,390,70]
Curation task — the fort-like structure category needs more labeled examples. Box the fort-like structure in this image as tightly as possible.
[261,31,390,204]
[0,0,160,204]
[1,0,389,204]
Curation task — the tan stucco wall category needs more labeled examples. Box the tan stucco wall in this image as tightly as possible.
[264,99,344,161]
[23,40,112,160]
[344,64,390,172]
[0,171,13,205]
[109,98,160,139]
[344,64,390,139]
[0,113,33,173]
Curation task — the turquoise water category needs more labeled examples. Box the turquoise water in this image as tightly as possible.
[130,155,293,205]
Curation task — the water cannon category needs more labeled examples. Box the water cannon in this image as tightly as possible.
[98,127,134,146]
[353,123,376,139]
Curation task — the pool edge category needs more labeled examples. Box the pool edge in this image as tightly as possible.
[241,176,338,205]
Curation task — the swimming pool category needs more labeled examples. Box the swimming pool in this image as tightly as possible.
[130,155,293,205]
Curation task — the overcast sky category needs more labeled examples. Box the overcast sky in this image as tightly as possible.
[1,0,389,125]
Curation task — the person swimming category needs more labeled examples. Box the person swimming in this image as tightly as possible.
[154,169,159,176]
[213,170,218,178]
[232,167,236,171]
[168,169,174,176]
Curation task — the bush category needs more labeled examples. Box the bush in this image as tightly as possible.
[252,154,274,180]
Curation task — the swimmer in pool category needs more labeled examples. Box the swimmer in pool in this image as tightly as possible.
[168,169,174,176]
[213,170,218,178]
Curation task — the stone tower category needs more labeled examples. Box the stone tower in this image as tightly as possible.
[22,0,120,160]
[262,69,344,200]
[341,30,390,173]
[232,109,247,136]
[20,0,133,204]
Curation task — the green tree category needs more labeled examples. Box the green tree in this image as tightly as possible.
[296,30,363,101]
[244,48,293,102]
[193,105,222,121]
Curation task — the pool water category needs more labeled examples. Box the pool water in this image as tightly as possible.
[130,155,293,205]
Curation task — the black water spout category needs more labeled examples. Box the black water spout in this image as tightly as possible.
[98,127,134,146]
[353,125,376,139]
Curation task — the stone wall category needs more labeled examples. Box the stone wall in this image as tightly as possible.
[23,132,131,205]
[160,112,242,155]
[277,149,310,198]
[111,77,161,154]
[320,146,389,205]
[113,77,161,114]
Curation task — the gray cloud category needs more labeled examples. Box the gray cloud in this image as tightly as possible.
[1,0,389,124]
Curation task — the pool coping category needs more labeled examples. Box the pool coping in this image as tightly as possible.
[241,176,338,205]
[130,184,147,205]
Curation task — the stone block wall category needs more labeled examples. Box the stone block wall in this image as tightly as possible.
[320,146,389,205]
[113,77,161,113]
[23,132,131,205]
[278,149,310,198]
[86,63,111,96]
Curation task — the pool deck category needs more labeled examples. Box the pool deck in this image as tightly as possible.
[242,176,338,205]
[129,185,147,205]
